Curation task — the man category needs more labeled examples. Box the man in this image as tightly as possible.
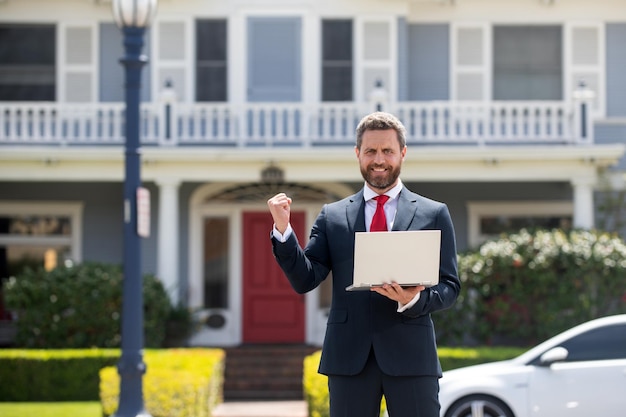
[267,111,460,417]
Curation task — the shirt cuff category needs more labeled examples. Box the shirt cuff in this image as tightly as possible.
[272,223,293,243]
[397,292,421,313]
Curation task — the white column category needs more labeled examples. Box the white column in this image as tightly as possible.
[156,178,181,305]
[572,177,596,230]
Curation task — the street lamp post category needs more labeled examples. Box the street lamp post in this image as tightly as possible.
[111,1,157,416]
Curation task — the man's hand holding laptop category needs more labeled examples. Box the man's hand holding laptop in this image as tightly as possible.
[370,282,424,304]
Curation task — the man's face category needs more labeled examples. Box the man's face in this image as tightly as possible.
[355,129,406,193]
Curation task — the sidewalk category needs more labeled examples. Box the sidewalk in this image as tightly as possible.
[212,400,307,417]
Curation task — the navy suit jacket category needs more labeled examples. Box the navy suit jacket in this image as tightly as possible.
[271,186,460,377]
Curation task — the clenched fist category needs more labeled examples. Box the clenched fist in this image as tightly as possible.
[267,193,292,234]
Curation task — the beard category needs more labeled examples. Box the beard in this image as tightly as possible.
[360,163,401,190]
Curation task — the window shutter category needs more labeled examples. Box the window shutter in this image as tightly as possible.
[452,23,489,101]
[156,20,188,101]
[355,16,396,104]
[566,23,604,116]
[60,24,95,102]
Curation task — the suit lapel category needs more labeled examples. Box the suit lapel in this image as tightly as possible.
[392,187,419,231]
[347,189,366,234]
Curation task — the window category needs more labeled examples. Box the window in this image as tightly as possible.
[322,20,353,101]
[0,24,56,101]
[0,202,82,318]
[196,19,227,102]
[493,25,562,100]
[559,324,626,362]
[0,203,82,277]
[480,215,571,235]
[203,217,229,309]
[468,201,573,247]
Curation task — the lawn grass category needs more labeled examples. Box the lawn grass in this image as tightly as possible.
[0,402,101,417]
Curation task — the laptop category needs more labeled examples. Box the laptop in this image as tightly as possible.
[346,229,441,291]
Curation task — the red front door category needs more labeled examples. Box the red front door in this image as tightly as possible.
[242,211,306,343]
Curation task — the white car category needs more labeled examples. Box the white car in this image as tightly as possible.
[439,314,626,417]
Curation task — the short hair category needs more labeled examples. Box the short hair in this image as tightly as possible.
[355,111,407,150]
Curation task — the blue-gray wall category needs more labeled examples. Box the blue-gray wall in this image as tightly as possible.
[402,23,450,101]
[246,17,302,102]
[0,182,158,275]
[606,23,626,118]
[0,179,575,294]
[99,23,152,103]
[403,181,572,251]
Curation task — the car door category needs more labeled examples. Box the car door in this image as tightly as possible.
[528,323,626,417]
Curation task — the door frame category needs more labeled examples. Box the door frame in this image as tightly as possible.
[188,204,243,346]
[187,182,353,346]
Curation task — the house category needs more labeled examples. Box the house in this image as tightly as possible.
[1,0,625,347]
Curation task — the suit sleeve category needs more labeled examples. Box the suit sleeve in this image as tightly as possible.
[403,203,460,318]
[270,205,331,294]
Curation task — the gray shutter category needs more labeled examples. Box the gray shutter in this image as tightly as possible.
[61,24,94,102]
[567,23,603,115]
[157,20,187,101]
[453,23,488,101]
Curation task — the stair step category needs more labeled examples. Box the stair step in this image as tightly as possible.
[222,344,319,401]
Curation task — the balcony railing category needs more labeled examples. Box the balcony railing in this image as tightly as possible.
[0,97,594,147]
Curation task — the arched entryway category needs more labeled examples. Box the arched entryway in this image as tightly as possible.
[188,181,353,346]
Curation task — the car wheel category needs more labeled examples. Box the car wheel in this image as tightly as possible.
[444,394,514,417]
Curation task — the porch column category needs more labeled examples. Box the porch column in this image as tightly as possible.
[571,177,596,230]
[156,178,181,304]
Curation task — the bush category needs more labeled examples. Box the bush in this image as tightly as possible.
[0,349,119,401]
[163,304,193,347]
[100,349,224,417]
[457,228,626,345]
[303,351,329,417]
[2,262,171,348]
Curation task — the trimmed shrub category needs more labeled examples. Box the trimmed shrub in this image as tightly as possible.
[2,262,171,348]
[303,351,328,417]
[458,228,626,345]
[0,349,119,401]
[100,349,224,417]
[437,346,526,370]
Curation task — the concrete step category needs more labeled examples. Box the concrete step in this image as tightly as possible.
[223,344,319,401]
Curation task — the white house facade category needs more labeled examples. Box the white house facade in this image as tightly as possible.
[1,0,625,346]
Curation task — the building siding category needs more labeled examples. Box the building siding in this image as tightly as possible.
[606,23,626,117]
[406,23,450,101]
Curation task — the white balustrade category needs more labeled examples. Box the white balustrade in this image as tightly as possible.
[0,99,589,147]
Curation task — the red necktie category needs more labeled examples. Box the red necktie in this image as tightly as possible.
[370,195,389,232]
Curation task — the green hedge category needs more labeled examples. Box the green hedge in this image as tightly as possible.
[100,349,224,417]
[303,347,526,417]
[0,349,119,401]
[0,348,224,416]
[2,262,171,348]
[434,228,626,346]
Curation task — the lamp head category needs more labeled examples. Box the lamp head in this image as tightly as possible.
[112,0,157,28]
